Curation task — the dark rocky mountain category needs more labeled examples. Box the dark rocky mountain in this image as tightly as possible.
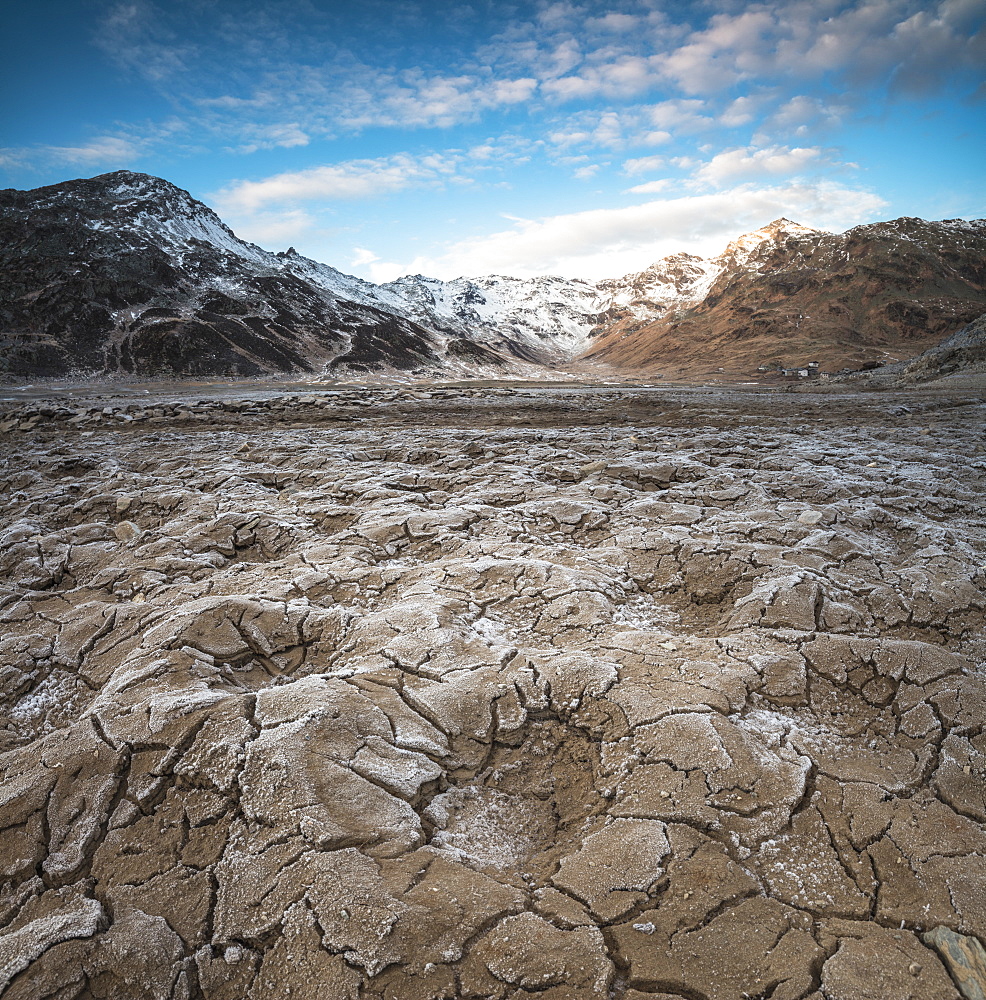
[0,170,710,378]
[1,171,985,379]
[0,172,505,377]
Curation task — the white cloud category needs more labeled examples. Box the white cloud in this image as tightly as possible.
[692,145,827,185]
[86,0,985,172]
[585,12,642,35]
[227,208,318,250]
[573,164,601,180]
[719,95,763,128]
[547,110,671,152]
[351,247,381,268]
[622,154,667,176]
[212,153,461,215]
[625,178,672,195]
[655,0,986,96]
[234,123,310,154]
[336,71,539,130]
[401,181,888,280]
[42,136,142,165]
[766,95,848,136]
[646,99,714,132]
[541,54,662,101]
[642,130,673,146]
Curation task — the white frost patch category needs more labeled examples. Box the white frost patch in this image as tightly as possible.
[612,594,681,631]
[425,785,555,869]
[0,897,105,992]
[470,615,516,647]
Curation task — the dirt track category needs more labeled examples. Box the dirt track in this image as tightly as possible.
[1,385,985,999]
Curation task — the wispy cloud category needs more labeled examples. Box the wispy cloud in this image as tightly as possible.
[350,247,380,268]
[334,71,539,130]
[547,108,673,151]
[0,135,143,169]
[765,95,849,137]
[94,0,195,81]
[230,123,310,155]
[48,136,143,164]
[230,208,320,250]
[651,0,986,95]
[622,154,667,176]
[213,152,463,216]
[74,0,985,165]
[624,178,672,195]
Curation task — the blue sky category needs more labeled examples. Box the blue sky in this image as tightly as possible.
[2,0,984,280]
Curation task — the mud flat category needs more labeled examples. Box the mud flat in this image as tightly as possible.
[1,385,985,1000]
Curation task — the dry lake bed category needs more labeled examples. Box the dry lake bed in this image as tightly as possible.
[1,383,985,1000]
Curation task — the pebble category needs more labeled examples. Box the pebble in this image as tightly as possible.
[797,510,825,525]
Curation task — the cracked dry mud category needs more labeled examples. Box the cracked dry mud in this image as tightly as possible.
[1,386,985,1000]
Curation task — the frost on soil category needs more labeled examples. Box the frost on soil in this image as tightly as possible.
[0,385,984,999]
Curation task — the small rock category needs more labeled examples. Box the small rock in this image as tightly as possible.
[114,521,141,542]
[709,486,749,501]
[922,926,986,1000]
[579,461,608,475]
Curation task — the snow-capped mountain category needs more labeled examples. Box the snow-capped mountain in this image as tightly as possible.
[1,170,985,378]
[0,172,462,376]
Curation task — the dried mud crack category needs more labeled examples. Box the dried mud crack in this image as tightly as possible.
[1,385,985,1000]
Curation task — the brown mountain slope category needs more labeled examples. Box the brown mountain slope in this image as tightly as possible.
[581,217,986,378]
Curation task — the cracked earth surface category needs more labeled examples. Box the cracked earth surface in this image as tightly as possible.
[1,386,985,1000]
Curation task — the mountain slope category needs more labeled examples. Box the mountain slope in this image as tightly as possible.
[0,172,494,377]
[837,311,986,385]
[582,217,986,375]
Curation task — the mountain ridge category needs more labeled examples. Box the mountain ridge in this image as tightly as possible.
[2,170,985,378]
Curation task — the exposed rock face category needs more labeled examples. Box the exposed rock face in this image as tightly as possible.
[3,172,984,379]
[1,385,984,998]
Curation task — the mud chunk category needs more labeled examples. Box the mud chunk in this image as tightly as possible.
[820,922,960,1000]
[611,897,822,999]
[552,818,669,920]
[612,710,810,845]
[0,893,105,993]
[461,911,613,997]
